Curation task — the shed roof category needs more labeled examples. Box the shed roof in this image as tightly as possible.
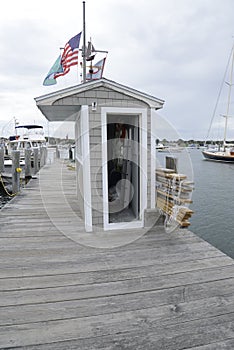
[35,78,165,121]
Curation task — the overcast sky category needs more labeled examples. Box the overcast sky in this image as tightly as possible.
[0,0,233,140]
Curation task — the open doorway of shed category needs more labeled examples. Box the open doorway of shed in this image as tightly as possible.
[107,114,140,225]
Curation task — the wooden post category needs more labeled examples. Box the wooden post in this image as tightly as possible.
[25,149,32,179]
[56,146,60,159]
[40,146,47,168]
[33,148,39,174]
[40,147,43,167]
[11,150,20,194]
[46,147,56,164]
[166,156,178,172]
[69,146,73,160]
[0,148,4,173]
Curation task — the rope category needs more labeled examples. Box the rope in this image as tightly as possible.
[164,176,185,232]
[163,177,171,229]
[0,172,21,197]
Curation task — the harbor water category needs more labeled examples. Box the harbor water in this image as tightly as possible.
[188,149,234,259]
[0,189,11,208]
[0,149,233,259]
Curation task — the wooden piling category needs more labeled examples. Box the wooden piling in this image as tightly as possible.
[56,145,60,159]
[32,148,39,174]
[40,146,47,168]
[24,149,32,179]
[0,148,4,173]
[11,150,20,194]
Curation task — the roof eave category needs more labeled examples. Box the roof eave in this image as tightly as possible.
[35,78,165,109]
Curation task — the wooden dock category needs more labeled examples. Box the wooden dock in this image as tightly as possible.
[0,160,234,349]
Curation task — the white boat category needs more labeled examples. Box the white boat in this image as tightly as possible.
[6,124,46,160]
[156,142,184,153]
[1,124,46,194]
[4,158,25,167]
[202,44,234,162]
[156,143,169,151]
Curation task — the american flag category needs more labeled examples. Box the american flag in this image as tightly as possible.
[55,32,82,78]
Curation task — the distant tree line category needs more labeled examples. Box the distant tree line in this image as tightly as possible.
[156,138,234,146]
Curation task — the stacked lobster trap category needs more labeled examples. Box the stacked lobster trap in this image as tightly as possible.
[156,158,194,228]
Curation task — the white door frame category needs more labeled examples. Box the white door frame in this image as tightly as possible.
[150,108,156,208]
[81,106,93,232]
[101,107,147,230]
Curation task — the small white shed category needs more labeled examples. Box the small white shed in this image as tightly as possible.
[35,78,164,232]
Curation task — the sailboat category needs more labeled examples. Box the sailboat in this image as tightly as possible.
[202,44,234,162]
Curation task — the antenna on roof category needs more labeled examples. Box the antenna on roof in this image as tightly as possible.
[80,1,108,83]
[82,1,86,83]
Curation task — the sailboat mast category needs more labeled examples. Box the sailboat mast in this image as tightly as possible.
[223,45,234,146]
[82,1,86,83]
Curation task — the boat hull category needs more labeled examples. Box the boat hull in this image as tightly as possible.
[202,150,234,162]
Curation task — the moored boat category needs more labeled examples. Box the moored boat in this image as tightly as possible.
[202,44,234,163]
[6,124,46,160]
[202,146,234,162]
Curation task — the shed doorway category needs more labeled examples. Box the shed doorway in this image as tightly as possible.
[106,115,140,227]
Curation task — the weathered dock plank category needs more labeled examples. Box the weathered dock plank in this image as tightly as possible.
[0,160,234,349]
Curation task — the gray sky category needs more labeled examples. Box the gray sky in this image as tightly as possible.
[0,0,233,140]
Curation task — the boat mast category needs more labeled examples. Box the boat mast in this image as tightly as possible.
[223,45,234,147]
[82,1,86,83]
[14,117,19,136]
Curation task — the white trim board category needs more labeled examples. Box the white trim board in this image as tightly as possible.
[151,108,156,208]
[81,106,93,232]
[101,107,147,231]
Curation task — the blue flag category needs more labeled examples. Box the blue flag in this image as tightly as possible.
[43,55,64,86]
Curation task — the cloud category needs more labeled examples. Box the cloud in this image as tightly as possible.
[0,0,233,139]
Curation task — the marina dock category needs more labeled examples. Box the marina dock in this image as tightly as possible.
[0,160,234,349]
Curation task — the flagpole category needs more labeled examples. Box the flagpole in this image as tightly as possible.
[82,1,86,83]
